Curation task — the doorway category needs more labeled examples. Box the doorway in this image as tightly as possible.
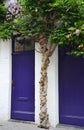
[11,35,35,121]
[59,46,84,126]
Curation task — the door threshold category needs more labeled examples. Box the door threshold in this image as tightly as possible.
[57,123,84,129]
[9,119,35,125]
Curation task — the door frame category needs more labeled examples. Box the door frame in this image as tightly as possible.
[58,46,84,127]
[11,34,35,121]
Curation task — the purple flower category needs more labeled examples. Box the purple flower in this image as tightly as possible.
[6,1,22,21]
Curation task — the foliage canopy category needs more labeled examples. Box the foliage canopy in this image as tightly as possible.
[0,0,84,56]
[0,0,6,24]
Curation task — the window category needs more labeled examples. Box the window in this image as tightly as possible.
[14,36,35,52]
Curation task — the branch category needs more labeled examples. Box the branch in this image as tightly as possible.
[35,48,42,54]
[48,43,52,51]
[49,44,57,56]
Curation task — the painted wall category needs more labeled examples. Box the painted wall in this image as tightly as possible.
[0,40,12,121]
[0,41,59,127]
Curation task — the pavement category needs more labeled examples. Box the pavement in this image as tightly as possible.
[0,121,84,130]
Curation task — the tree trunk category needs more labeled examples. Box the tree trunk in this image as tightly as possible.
[39,51,50,129]
[37,35,56,129]
[38,35,50,129]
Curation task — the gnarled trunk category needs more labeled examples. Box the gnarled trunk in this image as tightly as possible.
[39,51,50,129]
[38,35,56,129]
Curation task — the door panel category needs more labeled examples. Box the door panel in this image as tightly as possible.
[11,51,35,121]
[59,46,84,126]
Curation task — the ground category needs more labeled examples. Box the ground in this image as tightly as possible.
[0,121,84,130]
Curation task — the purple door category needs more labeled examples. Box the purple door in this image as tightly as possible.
[11,36,35,121]
[59,46,84,126]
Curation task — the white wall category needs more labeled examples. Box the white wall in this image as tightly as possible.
[0,40,12,121]
[35,43,59,127]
